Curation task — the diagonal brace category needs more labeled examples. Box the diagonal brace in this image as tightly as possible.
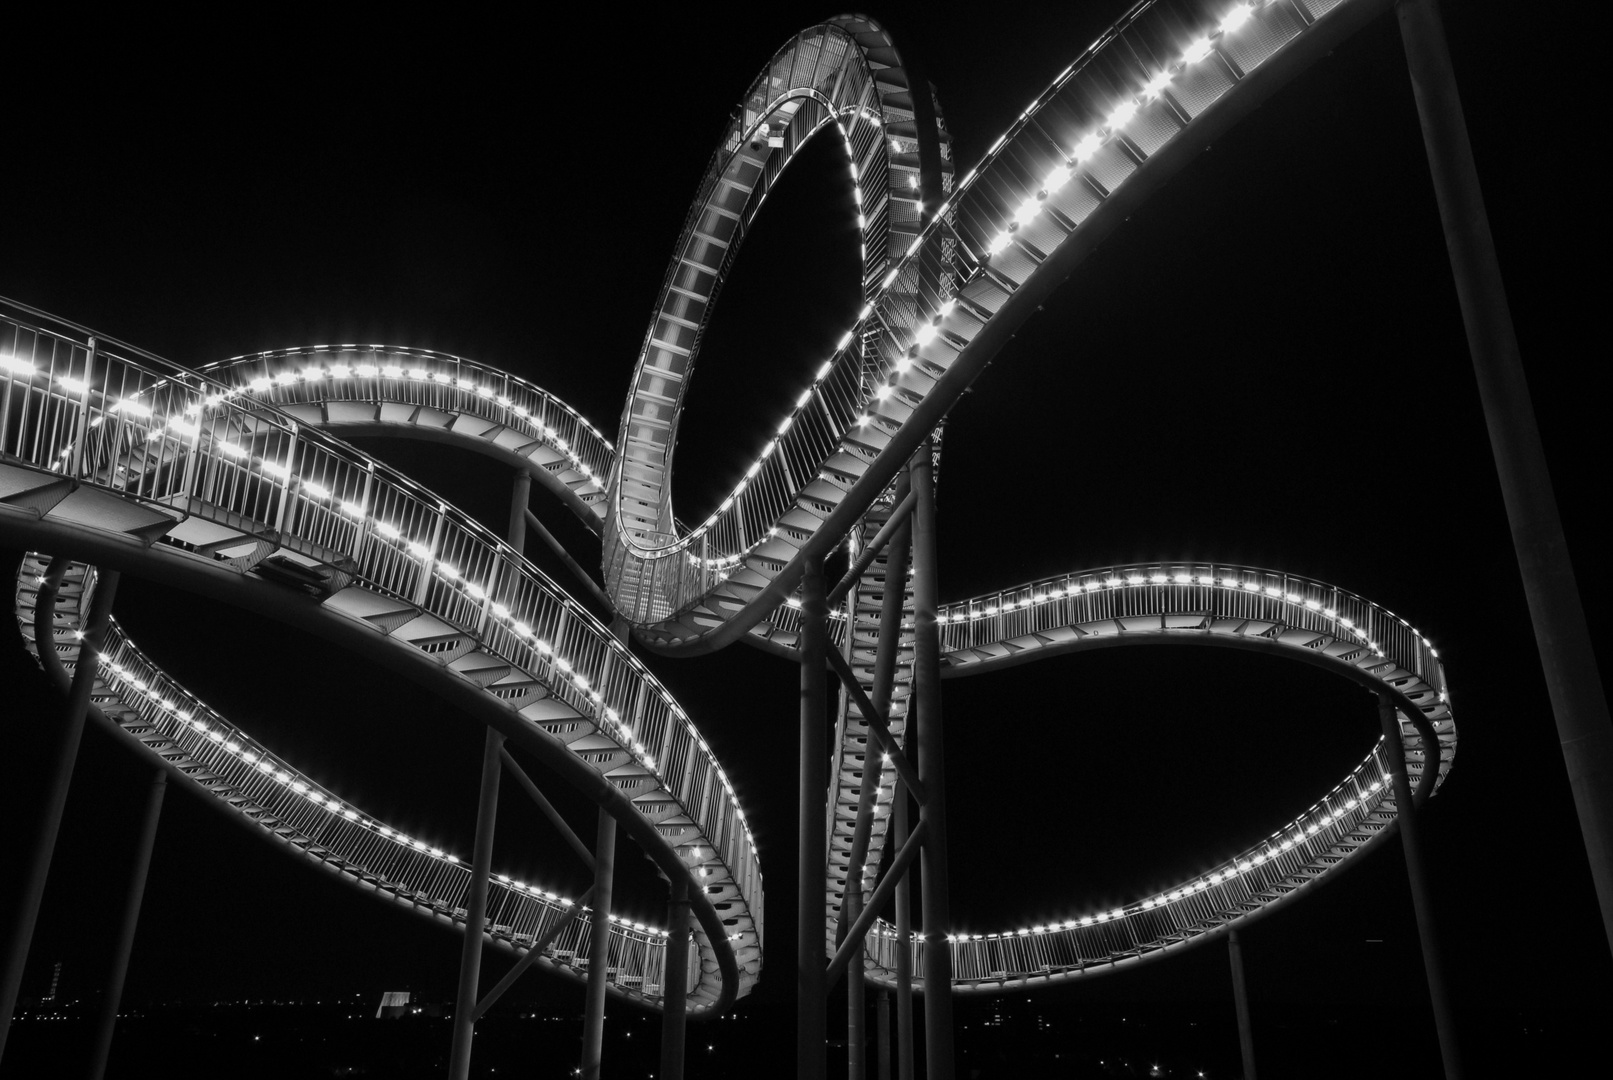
[826,819,930,993]
[827,487,914,609]
[500,748,596,870]
[524,507,614,612]
[474,884,596,1019]
[825,647,926,806]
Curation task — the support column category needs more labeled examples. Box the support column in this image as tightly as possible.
[1380,696,1463,1080]
[877,990,892,1080]
[581,808,617,1080]
[893,790,914,1080]
[0,565,120,1061]
[1227,929,1257,1080]
[1397,0,1613,956]
[509,468,531,552]
[848,923,865,1079]
[798,554,828,1080]
[86,769,166,1080]
[449,726,505,1080]
[909,440,953,1080]
[659,873,690,1080]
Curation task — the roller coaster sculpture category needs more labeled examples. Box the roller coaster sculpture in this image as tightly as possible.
[1,0,1457,1069]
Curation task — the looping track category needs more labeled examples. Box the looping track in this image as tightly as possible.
[3,0,1454,1004]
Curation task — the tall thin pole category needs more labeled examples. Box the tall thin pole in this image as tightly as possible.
[877,990,892,1080]
[86,769,166,1080]
[893,784,914,1080]
[0,566,120,1060]
[449,726,505,1080]
[848,912,866,1078]
[797,555,828,1080]
[1379,696,1463,1080]
[1397,0,1613,956]
[659,873,690,1080]
[1227,929,1257,1080]
[580,808,617,1080]
[909,440,954,1080]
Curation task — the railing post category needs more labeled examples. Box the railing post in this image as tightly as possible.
[68,337,95,478]
[272,428,299,537]
[581,808,617,1080]
[86,769,166,1080]
[909,438,954,1080]
[798,553,828,1080]
[412,506,447,606]
[0,563,120,1061]
[448,726,505,1080]
[1379,694,1463,1079]
[659,873,690,1080]
[1396,0,1613,960]
[1227,929,1257,1080]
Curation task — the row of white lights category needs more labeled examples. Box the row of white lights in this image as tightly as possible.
[937,569,1447,663]
[234,345,615,447]
[39,573,697,943]
[237,358,608,492]
[99,642,684,937]
[843,2,1283,442]
[864,749,1400,947]
[9,352,758,865]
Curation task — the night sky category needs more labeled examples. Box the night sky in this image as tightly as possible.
[2,1,1606,1075]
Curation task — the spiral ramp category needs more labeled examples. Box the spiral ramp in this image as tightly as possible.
[3,0,1457,1005]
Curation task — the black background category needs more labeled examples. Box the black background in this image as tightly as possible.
[2,1,1606,1076]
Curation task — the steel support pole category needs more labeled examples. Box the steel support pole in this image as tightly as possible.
[1397,0,1613,956]
[449,726,505,1080]
[847,890,866,1079]
[1379,696,1463,1079]
[509,468,531,552]
[877,990,892,1080]
[581,808,617,1080]
[893,790,914,1080]
[86,768,166,1080]
[0,566,120,1061]
[660,874,690,1080]
[1227,929,1257,1080]
[909,440,954,1080]
[798,554,828,1080]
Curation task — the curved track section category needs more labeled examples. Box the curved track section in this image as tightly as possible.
[856,562,1456,991]
[20,558,695,1000]
[606,13,953,643]
[0,307,760,1012]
